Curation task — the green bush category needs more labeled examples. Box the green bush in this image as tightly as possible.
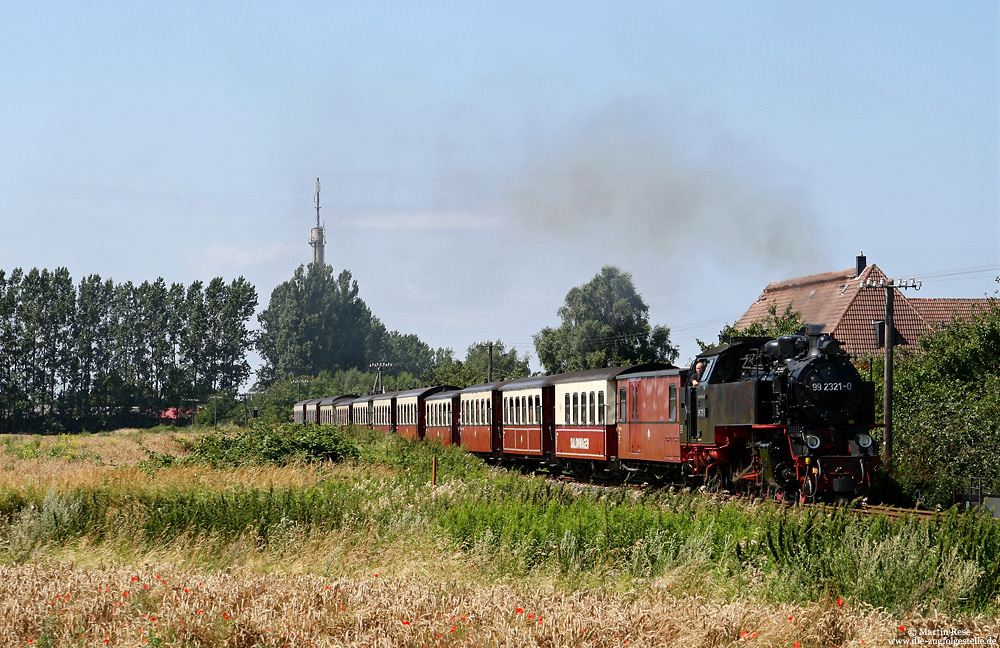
[187,422,360,467]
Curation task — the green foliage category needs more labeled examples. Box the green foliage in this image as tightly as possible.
[891,301,1000,506]
[534,266,678,373]
[701,301,804,351]
[256,264,447,387]
[186,422,360,467]
[0,267,257,433]
[422,340,531,387]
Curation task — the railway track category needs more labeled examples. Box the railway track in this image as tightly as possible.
[541,470,955,520]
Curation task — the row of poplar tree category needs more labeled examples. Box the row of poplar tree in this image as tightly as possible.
[0,268,257,433]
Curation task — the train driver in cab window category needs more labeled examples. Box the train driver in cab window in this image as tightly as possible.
[691,360,707,386]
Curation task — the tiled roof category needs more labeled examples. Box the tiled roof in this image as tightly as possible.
[830,267,932,358]
[908,298,994,330]
[736,264,934,358]
[736,266,873,335]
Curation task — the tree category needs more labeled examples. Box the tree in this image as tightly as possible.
[890,301,1000,506]
[533,266,678,374]
[257,265,382,385]
[701,302,804,350]
[424,340,531,387]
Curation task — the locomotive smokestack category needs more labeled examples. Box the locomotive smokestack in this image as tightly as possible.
[856,252,867,278]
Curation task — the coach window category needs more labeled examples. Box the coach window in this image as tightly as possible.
[589,391,596,425]
[570,392,577,425]
[619,387,626,422]
[598,391,606,424]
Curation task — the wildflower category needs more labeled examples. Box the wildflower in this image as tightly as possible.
[402,621,410,625]
[122,591,129,597]
[516,607,524,614]
[131,577,138,581]
[528,614,534,619]
[794,643,801,648]
[899,626,906,632]
[740,632,748,639]
[836,598,844,607]
[143,585,149,589]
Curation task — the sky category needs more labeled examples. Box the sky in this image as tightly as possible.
[1,1,998,378]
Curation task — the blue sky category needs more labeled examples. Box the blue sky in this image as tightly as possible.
[1,1,997,374]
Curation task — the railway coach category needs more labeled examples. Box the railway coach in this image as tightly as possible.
[457,381,504,454]
[551,365,672,468]
[394,385,458,441]
[425,388,461,445]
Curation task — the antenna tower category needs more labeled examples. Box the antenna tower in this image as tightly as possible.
[309,178,327,266]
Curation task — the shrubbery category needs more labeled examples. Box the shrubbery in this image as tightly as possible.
[186,422,360,467]
[892,302,1000,506]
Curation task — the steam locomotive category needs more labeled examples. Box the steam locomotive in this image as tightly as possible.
[294,332,879,500]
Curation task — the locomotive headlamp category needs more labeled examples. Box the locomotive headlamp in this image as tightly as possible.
[805,434,822,450]
[857,434,873,449]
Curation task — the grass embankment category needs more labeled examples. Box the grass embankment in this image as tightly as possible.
[0,426,997,647]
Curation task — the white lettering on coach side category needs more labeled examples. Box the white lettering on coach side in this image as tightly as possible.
[569,437,590,450]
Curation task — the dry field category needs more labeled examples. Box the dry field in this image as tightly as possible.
[4,561,998,647]
[1,431,997,647]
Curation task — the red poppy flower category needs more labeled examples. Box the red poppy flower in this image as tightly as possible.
[836,598,844,607]
[516,607,524,613]
[899,626,906,632]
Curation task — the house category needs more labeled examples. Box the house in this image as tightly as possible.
[735,254,994,358]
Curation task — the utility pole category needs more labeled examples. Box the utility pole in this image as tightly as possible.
[370,363,393,394]
[290,379,309,401]
[209,394,224,428]
[476,340,496,382]
[865,276,921,464]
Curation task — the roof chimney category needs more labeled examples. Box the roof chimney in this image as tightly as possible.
[856,252,867,278]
